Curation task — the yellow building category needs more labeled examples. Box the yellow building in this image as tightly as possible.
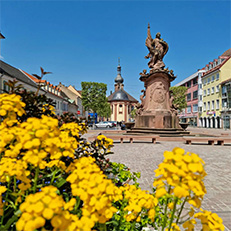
[200,49,231,129]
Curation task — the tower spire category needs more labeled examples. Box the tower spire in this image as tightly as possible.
[117,57,121,75]
[114,57,124,90]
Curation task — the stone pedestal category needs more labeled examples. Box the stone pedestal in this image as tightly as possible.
[135,70,180,129]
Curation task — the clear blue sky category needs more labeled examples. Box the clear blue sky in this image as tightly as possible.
[0,0,230,100]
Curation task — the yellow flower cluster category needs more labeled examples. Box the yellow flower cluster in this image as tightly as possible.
[16,186,77,231]
[0,158,31,191]
[154,147,207,208]
[96,134,113,151]
[122,185,158,222]
[0,115,80,169]
[60,122,87,137]
[42,103,56,115]
[194,209,225,231]
[0,93,25,126]
[66,156,122,229]
[0,186,7,216]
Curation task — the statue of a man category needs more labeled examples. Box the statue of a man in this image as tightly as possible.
[145,24,168,70]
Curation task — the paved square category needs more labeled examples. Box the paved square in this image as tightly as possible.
[109,142,231,230]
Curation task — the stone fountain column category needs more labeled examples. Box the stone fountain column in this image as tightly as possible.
[135,70,180,129]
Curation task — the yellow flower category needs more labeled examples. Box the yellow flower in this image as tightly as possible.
[155,187,167,198]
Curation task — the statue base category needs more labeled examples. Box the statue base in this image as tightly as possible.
[135,70,180,129]
[135,111,180,129]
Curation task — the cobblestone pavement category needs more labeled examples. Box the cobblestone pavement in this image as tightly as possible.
[85,128,231,230]
[109,142,231,230]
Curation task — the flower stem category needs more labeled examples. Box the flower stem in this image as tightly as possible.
[161,186,171,231]
[33,166,39,193]
[98,223,107,231]
[176,196,187,224]
[168,197,178,230]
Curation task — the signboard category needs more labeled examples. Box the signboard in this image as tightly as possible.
[77,111,80,115]
[207,111,215,115]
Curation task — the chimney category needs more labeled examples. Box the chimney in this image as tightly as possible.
[0,32,5,59]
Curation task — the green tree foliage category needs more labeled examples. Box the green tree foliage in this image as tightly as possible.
[130,108,137,119]
[81,82,109,117]
[98,102,112,118]
[169,86,187,112]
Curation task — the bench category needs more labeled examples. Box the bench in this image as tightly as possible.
[96,135,159,144]
[184,137,231,146]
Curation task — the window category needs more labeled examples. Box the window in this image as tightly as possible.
[216,73,219,80]
[199,95,202,101]
[198,84,202,89]
[207,88,210,95]
[204,102,206,111]
[193,78,197,86]
[216,85,219,93]
[211,87,214,94]
[193,104,198,112]
[207,101,210,110]
[187,105,191,113]
[193,90,198,99]
[3,81,10,92]
[119,104,123,113]
[204,90,206,96]
[111,105,113,113]
[222,99,227,108]
[211,100,214,110]
[187,93,191,101]
[222,85,227,95]
[203,79,207,85]
[187,81,191,88]
[207,77,210,84]
[212,75,215,82]
[216,99,219,110]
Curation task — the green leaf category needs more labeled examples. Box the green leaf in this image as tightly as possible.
[2,209,21,230]
[55,177,67,188]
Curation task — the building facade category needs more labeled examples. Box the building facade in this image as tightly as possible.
[175,70,205,126]
[108,61,138,122]
[200,49,231,129]
[0,60,69,116]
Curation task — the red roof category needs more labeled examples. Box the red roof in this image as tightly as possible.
[202,57,230,77]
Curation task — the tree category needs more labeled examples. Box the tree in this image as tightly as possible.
[98,102,111,119]
[81,82,109,121]
[130,108,137,119]
[169,86,188,112]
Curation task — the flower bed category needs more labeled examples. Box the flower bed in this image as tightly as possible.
[0,92,225,231]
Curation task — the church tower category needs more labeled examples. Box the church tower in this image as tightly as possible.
[108,58,138,122]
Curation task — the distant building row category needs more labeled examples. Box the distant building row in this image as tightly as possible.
[0,60,84,117]
[175,48,231,129]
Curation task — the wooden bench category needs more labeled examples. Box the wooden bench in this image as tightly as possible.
[184,137,231,145]
[100,135,159,144]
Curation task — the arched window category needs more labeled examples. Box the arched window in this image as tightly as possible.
[119,104,123,113]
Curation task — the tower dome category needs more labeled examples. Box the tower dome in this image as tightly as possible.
[114,58,124,84]
[111,89,129,101]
